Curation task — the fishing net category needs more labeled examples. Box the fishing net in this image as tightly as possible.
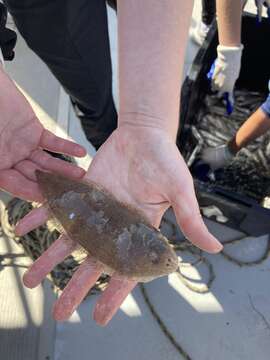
[2,192,270,294]
[1,67,270,360]
[195,89,270,203]
[1,197,270,360]
[0,198,109,293]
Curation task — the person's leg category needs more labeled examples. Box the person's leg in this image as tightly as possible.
[4,0,117,149]
[201,0,216,26]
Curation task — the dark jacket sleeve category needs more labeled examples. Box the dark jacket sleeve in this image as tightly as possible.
[0,2,16,60]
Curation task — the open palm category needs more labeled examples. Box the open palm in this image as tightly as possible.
[16,124,222,326]
[0,69,86,202]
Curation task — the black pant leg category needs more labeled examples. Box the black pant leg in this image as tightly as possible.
[4,0,117,149]
[201,0,216,26]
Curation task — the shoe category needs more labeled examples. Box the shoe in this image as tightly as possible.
[190,22,210,46]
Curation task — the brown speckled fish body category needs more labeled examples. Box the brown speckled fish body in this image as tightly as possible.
[36,171,178,282]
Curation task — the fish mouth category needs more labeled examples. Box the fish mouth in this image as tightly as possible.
[166,258,179,273]
[106,254,179,283]
[162,247,179,274]
[144,253,179,281]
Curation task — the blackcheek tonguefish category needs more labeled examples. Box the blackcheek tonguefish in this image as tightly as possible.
[36,171,178,282]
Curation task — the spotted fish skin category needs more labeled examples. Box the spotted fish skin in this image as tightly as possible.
[36,171,178,282]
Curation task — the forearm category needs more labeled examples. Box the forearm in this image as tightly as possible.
[229,108,270,153]
[216,0,242,46]
[118,0,193,140]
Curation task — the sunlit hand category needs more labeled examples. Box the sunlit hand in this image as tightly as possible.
[0,67,86,201]
[16,125,223,326]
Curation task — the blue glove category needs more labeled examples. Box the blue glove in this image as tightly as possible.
[207,62,233,115]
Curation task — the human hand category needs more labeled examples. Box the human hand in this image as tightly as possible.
[255,0,270,23]
[0,67,86,201]
[208,45,243,115]
[16,124,223,326]
[201,144,234,171]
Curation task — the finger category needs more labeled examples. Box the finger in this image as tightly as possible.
[53,257,103,321]
[40,130,86,158]
[14,160,44,182]
[93,277,137,326]
[257,2,263,22]
[0,169,43,202]
[210,67,222,92]
[30,149,85,178]
[170,183,223,253]
[15,206,49,236]
[217,90,232,102]
[224,92,234,115]
[207,62,215,81]
[23,234,78,288]
[211,81,223,94]
[228,92,234,107]
[242,0,248,9]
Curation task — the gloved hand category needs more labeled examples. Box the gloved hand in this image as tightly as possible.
[208,45,244,115]
[255,0,270,23]
[0,3,17,61]
[201,144,234,171]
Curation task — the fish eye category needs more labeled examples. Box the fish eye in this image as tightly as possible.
[149,251,159,264]
[166,258,174,267]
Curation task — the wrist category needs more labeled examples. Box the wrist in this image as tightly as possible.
[118,112,178,142]
[217,44,243,60]
[114,122,175,154]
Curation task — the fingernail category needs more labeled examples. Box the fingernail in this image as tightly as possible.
[15,224,22,236]
[72,167,86,178]
[53,305,68,322]
[93,305,112,327]
[15,221,27,237]
[209,237,223,253]
[75,146,87,157]
[23,271,36,289]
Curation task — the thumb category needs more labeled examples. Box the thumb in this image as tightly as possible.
[228,92,234,107]
[168,178,223,253]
